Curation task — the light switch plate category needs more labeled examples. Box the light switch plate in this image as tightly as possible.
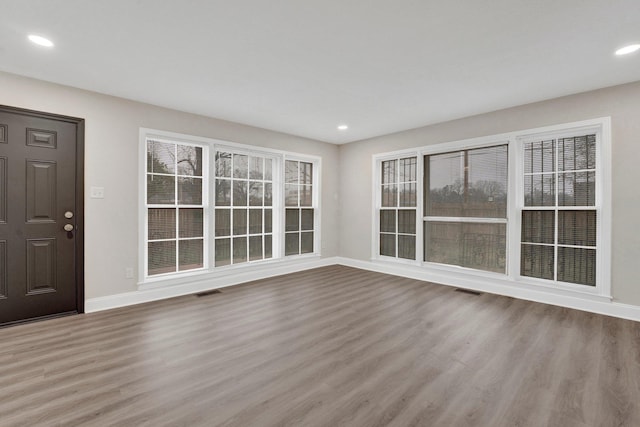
[90,186,105,199]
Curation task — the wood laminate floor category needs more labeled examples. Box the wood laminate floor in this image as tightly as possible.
[1,265,639,426]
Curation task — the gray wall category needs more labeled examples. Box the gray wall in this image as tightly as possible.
[0,71,340,299]
[339,80,640,306]
[3,69,639,308]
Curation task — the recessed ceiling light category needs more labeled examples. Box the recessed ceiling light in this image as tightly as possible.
[337,124,349,131]
[615,44,640,56]
[28,34,54,47]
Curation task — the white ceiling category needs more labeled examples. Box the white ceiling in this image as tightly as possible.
[1,1,639,144]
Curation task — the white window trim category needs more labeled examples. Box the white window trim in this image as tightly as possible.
[371,152,421,262]
[144,136,210,278]
[139,128,322,288]
[513,119,610,297]
[282,154,323,257]
[210,145,282,267]
[422,143,509,276]
[371,117,612,300]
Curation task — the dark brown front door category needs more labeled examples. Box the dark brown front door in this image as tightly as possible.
[0,106,84,326]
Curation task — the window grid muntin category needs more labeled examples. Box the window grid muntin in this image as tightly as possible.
[379,157,417,260]
[520,133,597,286]
[142,130,324,283]
[284,160,315,256]
[371,119,609,296]
[146,139,207,276]
[214,151,274,266]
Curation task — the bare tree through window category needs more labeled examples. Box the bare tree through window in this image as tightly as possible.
[146,140,205,275]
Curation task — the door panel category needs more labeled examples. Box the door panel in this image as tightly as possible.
[26,160,57,222]
[0,157,6,223]
[26,128,57,149]
[0,240,6,298]
[0,107,83,325]
[26,238,57,295]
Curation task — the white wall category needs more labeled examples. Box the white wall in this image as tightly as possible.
[339,80,640,306]
[0,71,340,299]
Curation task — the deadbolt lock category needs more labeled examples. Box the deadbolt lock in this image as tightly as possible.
[64,211,74,219]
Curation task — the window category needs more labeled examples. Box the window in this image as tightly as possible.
[214,151,274,266]
[520,134,597,286]
[285,160,316,256]
[146,139,206,276]
[372,118,610,296]
[424,145,508,273]
[142,129,321,282]
[378,157,417,260]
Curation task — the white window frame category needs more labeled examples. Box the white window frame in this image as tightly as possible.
[371,117,612,298]
[423,143,510,275]
[139,128,322,287]
[372,152,421,263]
[143,136,210,278]
[282,154,322,258]
[512,119,610,296]
[211,146,281,267]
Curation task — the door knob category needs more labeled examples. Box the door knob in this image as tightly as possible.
[64,224,74,232]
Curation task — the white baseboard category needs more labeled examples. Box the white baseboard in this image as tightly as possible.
[86,255,640,323]
[85,256,339,313]
[335,257,640,323]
